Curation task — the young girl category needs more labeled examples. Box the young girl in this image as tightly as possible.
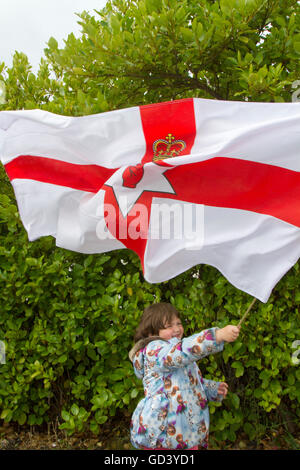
[129,302,240,450]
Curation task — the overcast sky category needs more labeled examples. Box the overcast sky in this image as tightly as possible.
[0,0,107,71]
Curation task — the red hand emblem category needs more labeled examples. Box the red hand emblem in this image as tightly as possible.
[122,163,144,188]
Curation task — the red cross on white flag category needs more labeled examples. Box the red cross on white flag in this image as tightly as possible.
[1,98,300,302]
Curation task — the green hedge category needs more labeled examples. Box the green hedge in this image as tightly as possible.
[0,190,300,442]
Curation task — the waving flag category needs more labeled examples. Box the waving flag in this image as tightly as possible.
[1,98,300,302]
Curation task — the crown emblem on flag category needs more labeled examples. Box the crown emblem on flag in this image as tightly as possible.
[153,134,186,161]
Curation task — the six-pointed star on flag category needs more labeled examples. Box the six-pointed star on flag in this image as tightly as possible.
[104,162,176,217]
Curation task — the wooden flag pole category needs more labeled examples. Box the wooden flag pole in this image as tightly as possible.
[238,298,257,328]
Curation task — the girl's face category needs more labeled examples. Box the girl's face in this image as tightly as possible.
[158,316,184,341]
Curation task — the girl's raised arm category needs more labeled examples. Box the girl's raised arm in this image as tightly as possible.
[147,328,224,371]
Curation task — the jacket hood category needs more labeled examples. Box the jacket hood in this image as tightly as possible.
[129,336,167,379]
[128,336,163,362]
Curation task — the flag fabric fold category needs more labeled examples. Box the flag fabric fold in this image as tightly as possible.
[1,98,300,302]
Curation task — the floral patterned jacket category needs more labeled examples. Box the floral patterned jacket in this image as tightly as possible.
[129,328,224,450]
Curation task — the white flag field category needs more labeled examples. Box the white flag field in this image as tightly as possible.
[1,98,300,302]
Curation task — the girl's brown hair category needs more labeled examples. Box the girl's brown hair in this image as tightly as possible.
[134,302,181,343]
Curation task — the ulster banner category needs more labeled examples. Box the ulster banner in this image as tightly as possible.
[1,98,300,302]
